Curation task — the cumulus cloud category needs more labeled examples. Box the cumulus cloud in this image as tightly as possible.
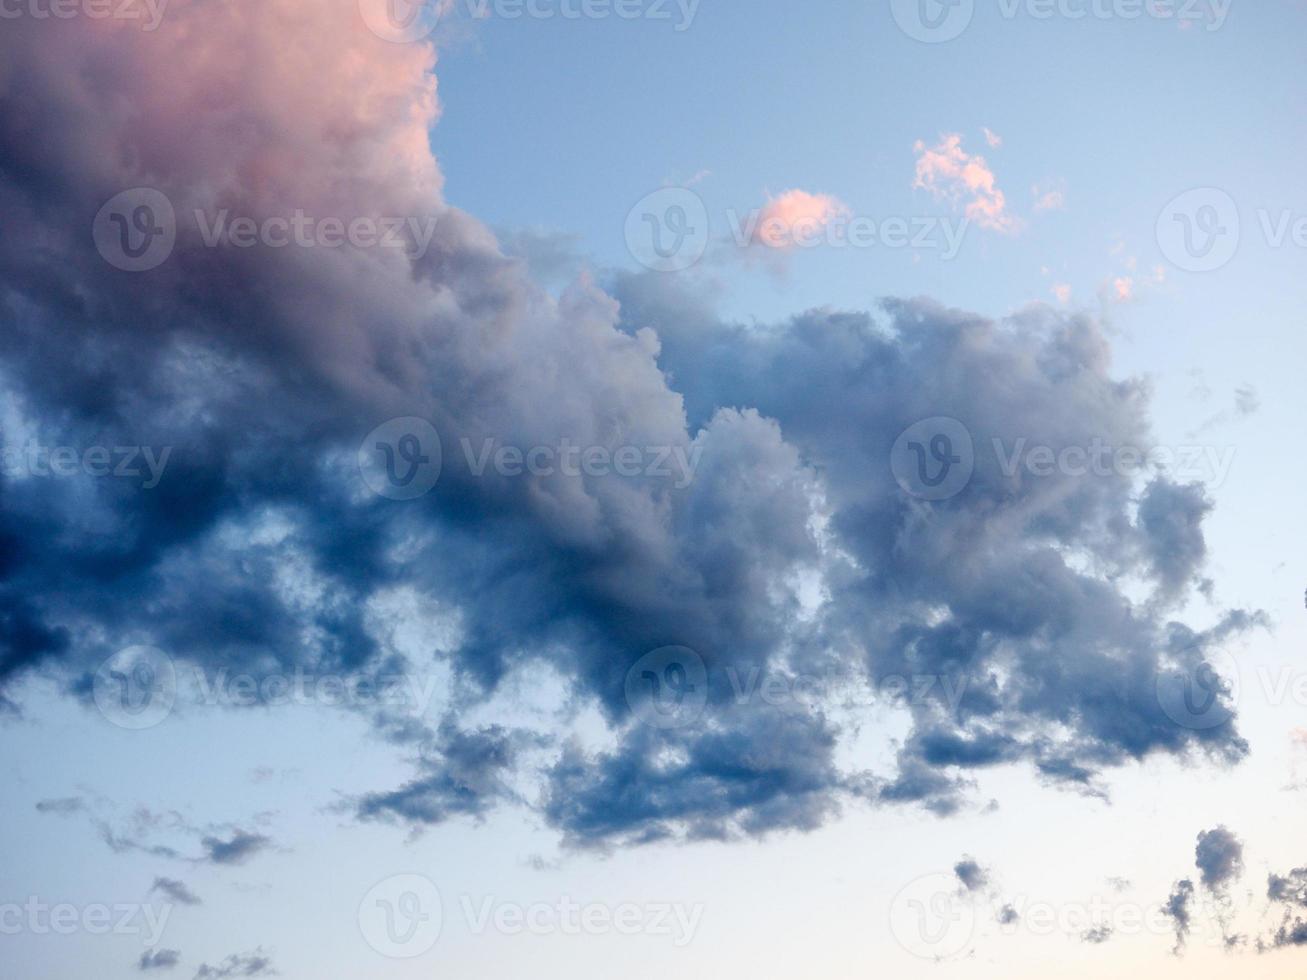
[0,0,1259,852]
[913,134,1017,232]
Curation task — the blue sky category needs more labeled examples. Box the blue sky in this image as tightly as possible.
[2,1,1307,977]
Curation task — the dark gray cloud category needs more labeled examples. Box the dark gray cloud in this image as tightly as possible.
[354,721,527,826]
[0,8,1262,851]
[1081,924,1113,944]
[200,831,272,866]
[193,950,275,979]
[1262,868,1307,951]
[1195,826,1244,894]
[954,857,990,893]
[35,796,85,815]
[1163,879,1195,954]
[138,949,182,971]
[151,877,202,906]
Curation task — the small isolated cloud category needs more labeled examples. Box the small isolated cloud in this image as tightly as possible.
[746,189,850,250]
[1196,826,1244,895]
[194,950,275,979]
[954,856,991,893]
[151,877,202,906]
[1081,924,1113,944]
[982,127,1003,148]
[138,949,182,972]
[1107,263,1166,304]
[997,904,1019,925]
[35,797,85,815]
[1051,283,1072,305]
[1163,879,1195,954]
[200,830,272,866]
[1032,181,1066,212]
[913,133,1017,232]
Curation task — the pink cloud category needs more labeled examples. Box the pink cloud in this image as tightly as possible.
[1032,182,1066,212]
[982,127,1003,149]
[913,134,1017,233]
[749,189,850,249]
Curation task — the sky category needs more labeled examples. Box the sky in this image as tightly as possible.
[1,0,1306,977]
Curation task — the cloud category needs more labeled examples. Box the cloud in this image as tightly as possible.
[745,189,850,250]
[35,797,85,815]
[1263,868,1307,950]
[1163,879,1195,954]
[193,950,276,979]
[200,831,273,866]
[151,877,202,906]
[913,134,1017,232]
[0,0,1259,852]
[954,857,991,893]
[1081,924,1113,944]
[138,949,182,972]
[982,127,1003,149]
[353,720,529,826]
[1032,181,1066,212]
[1195,826,1244,894]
